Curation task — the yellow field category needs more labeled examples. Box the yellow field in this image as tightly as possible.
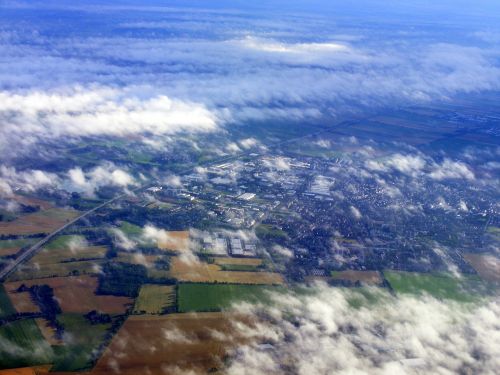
[0,208,79,236]
[169,257,283,285]
[30,246,107,265]
[214,257,263,266]
[7,259,104,281]
[156,231,190,253]
[331,270,383,285]
[133,285,176,314]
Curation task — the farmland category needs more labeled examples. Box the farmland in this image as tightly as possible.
[169,257,284,285]
[5,276,133,314]
[0,319,53,369]
[92,312,252,375]
[0,209,79,236]
[156,231,190,252]
[384,271,488,302]
[7,259,104,281]
[133,284,176,314]
[178,283,280,312]
[51,313,112,372]
[0,239,36,257]
[0,284,16,318]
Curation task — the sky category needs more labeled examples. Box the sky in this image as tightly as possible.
[0,0,500,155]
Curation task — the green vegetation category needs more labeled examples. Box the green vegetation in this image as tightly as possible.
[178,283,280,312]
[133,284,176,314]
[45,235,83,250]
[255,224,288,240]
[219,264,261,272]
[0,238,36,250]
[0,319,53,368]
[97,262,148,297]
[118,221,143,237]
[384,271,488,302]
[0,284,16,318]
[51,313,112,371]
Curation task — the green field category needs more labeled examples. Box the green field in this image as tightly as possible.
[118,221,143,236]
[133,284,176,314]
[0,319,54,368]
[384,271,488,302]
[51,313,112,371]
[219,264,261,272]
[178,283,280,312]
[0,284,16,318]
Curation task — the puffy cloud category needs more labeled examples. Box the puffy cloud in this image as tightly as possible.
[0,165,59,197]
[429,159,475,181]
[366,153,427,177]
[0,87,220,151]
[67,163,136,196]
[227,284,500,375]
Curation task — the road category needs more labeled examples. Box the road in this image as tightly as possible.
[0,121,352,282]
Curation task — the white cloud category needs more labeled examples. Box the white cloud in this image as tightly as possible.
[429,159,475,181]
[0,165,59,197]
[227,284,500,375]
[67,163,136,196]
[0,86,220,151]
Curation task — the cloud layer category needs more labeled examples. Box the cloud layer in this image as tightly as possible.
[228,284,500,375]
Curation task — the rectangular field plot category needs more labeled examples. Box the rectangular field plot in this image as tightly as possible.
[92,312,253,375]
[178,283,280,312]
[384,271,489,302]
[7,259,104,281]
[170,257,283,285]
[30,235,107,265]
[0,319,53,369]
[0,208,79,236]
[133,285,176,314]
[5,276,133,314]
[0,284,17,318]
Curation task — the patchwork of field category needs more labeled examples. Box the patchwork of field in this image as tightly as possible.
[0,209,79,236]
[7,259,104,281]
[29,235,107,264]
[170,256,283,284]
[464,254,500,283]
[384,271,488,302]
[178,283,279,312]
[0,239,37,257]
[92,312,252,375]
[133,284,176,314]
[331,270,383,285]
[5,276,133,314]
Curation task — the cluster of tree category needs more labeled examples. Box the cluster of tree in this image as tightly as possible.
[84,310,112,325]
